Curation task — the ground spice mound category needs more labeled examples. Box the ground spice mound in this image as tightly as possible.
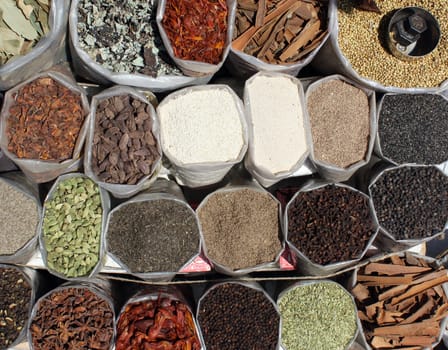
[198,188,282,271]
[337,0,448,88]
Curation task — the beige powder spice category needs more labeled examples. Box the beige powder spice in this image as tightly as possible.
[198,189,282,271]
[337,0,448,88]
[307,79,370,168]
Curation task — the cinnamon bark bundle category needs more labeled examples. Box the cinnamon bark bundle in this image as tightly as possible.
[232,0,328,64]
[353,254,448,349]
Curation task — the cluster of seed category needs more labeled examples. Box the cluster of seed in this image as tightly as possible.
[370,166,448,240]
[337,0,448,88]
[42,177,103,278]
[197,283,280,350]
[278,282,357,350]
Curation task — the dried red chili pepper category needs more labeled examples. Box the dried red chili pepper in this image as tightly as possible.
[116,297,201,350]
[162,0,228,64]
[6,77,85,161]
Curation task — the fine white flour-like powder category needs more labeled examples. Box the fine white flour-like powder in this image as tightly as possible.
[246,75,308,174]
[158,88,245,164]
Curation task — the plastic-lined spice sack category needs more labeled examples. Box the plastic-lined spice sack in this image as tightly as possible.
[116,286,204,350]
[197,185,283,275]
[105,181,202,281]
[0,265,36,349]
[305,75,376,182]
[197,281,280,350]
[69,0,210,93]
[0,0,69,90]
[84,86,162,198]
[0,172,41,265]
[157,0,236,77]
[157,85,248,188]
[28,280,115,350]
[351,253,448,350]
[39,173,110,280]
[312,0,448,93]
[244,72,310,187]
[285,182,378,275]
[0,70,90,183]
[369,165,448,247]
[227,0,330,78]
[277,280,358,350]
[375,93,448,166]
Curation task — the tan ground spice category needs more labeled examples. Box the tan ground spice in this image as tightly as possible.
[198,189,282,271]
[337,0,448,88]
[307,79,370,169]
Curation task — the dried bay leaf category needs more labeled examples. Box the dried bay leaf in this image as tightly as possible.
[0,27,24,56]
[0,0,39,40]
[17,0,34,19]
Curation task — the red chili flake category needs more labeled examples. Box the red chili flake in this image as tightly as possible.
[116,297,201,350]
[162,0,228,64]
[6,77,85,161]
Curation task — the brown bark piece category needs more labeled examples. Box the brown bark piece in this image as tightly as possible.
[279,19,320,61]
[400,298,435,325]
[233,0,296,50]
[391,274,448,305]
[390,255,405,266]
[371,336,394,348]
[352,283,370,302]
[377,309,404,325]
[373,321,440,337]
[295,2,317,20]
[364,263,432,276]
[255,0,266,27]
[357,275,414,286]
[399,336,437,347]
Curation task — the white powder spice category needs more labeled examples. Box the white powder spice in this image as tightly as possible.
[247,75,308,174]
[158,88,245,164]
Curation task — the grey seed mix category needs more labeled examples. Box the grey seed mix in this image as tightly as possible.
[278,282,357,350]
[307,79,370,169]
[77,0,181,77]
[0,180,39,256]
[337,0,448,88]
[379,94,448,165]
[42,177,103,278]
[107,199,200,273]
[198,189,282,271]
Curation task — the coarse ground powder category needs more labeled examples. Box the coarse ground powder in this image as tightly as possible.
[307,79,370,169]
[378,94,448,165]
[198,188,282,271]
[246,75,308,174]
[158,88,245,164]
[0,180,39,256]
[337,0,448,88]
[107,199,200,273]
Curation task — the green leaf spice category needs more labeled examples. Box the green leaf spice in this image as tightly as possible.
[42,177,103,278]
[0,0,50,65]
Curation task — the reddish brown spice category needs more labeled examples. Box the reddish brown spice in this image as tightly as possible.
[162,0,228,64]
[6,77,85,161]
[116,297,201,350]
[30,287,114,350]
